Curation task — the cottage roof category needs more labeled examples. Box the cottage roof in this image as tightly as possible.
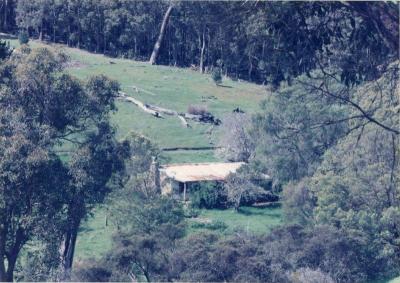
[160,162,245,183]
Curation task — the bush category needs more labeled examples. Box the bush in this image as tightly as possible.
[0,40,11,60]
[18,31,29,45]
[240,189,279,206]
[290,268,334,283]
[187,104,209,116]
[184,207,200,218]
[191,220,228,231]
[190,181,226,209]
[211,68,222,85]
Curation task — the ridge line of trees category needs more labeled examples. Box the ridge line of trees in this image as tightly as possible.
[0,1,397,86]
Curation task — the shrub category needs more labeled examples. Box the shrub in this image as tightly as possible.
[190,181,226,209]
[184,207,200,218]
[187,104,209,116]
[191,220,228,231]
[211,68,222,85]
[0,40,11,60]
[18,31,29,45]
[290,268,334,283]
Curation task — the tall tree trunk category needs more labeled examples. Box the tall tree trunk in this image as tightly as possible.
[60,225,79,273]
[199,28,206,74]
[39,20,43,41]
[103,32,107,54]
[5,253,18,282]
[59,217,81,278]
[0,227,25,282]
[248,55,253,82]
[0,224,6,281]
[149,5,173,65]
[0,258,13,282]
[134,37,137,58]
[3,0,8,31]
[53,14,56,43]
[0,247,6,282]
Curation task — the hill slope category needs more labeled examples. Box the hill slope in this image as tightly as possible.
[3,37,267,163]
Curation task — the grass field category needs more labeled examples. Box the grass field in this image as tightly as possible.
[75,207,113,260]
[188,205,283,235]
[69,48,266,163]
[75,205,283,261]
[2,35,266,163]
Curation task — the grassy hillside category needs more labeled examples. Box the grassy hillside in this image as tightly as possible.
[3,36,266,163]
[2,36,282,263]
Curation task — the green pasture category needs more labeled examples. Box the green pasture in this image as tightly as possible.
[1,36,266,163]
[75,205,283,261]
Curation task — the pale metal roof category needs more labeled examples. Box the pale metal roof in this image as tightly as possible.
[160,162,245,183]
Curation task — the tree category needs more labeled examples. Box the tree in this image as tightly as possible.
[0,0,16,32]
[225,165,276,211]
[16,0,49,40]
[59,122,126,274]
[0,110,68,282]
[189,181,226,209]
[17,30,28,44]
[211,67,222,85]
[0,39,11,59]
[283,179,316,226]
[107,132,160,229]
[106,196,185,282]
[149,3,174,65]
[10,2,398,85]
[282,64,400,281]
[252,75,349,187]
[77,190,186,282]
[72,133,185,281]
[0,46,124,281]
[217,113,254,162]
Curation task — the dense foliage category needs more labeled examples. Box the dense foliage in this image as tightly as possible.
[0,45,126,281]
[1,1,398,85]
[189,181,226,209]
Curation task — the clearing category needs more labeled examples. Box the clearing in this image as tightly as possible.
[1,36,281,263]
[3,36,266,163]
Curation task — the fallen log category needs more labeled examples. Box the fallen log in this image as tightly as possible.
[178,115,191,128]
[184,113,221,125]
[147,104,177,116]
[118,91,220,126]
[118,92,162,118]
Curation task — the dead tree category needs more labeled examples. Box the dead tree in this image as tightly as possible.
[199,28,206,73]
[149,5,174,65]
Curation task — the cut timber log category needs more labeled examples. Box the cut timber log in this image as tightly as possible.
[184,112,221,125]
[118,92,162,118]
[147,104,177,116]
[184,113,202,121]
[178,115,191,128]
[118,91,219,127]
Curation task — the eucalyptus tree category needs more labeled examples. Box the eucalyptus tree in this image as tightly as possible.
[0,0,15,32]
[149,2,174,65]
[0,46,125,281]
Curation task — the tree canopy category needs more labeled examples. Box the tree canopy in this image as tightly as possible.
[0,45,125,281]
